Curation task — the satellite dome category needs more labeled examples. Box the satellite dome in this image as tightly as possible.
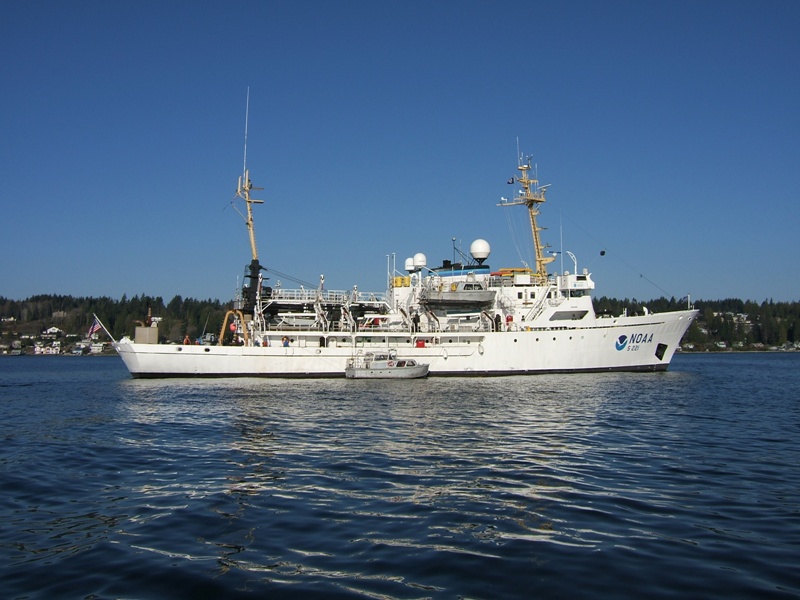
[470,239,491,264]
[404,257,415,272]
[413,253,427,269]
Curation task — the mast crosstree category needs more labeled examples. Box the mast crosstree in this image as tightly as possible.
[499,157,555,284]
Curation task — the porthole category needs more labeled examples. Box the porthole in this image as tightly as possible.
[204,348,210,352]
[176,347,182,351]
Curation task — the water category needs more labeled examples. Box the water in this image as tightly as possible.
[1,353,798,599]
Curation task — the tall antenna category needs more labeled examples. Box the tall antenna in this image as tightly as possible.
[560,212,564,275]
[233,87,263,264]
[243,86,250,181]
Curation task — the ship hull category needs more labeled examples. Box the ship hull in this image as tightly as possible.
[114,309,696,378]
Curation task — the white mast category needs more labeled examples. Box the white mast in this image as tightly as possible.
[243,87,249,183]
[234,88,263,262]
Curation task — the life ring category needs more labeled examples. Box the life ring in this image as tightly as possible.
[387,361,395,367]
[450,283,457,291]
[506,314,513,323]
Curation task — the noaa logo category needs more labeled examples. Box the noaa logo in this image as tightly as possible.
[615,332,654,351]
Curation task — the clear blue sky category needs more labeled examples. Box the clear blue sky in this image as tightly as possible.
[2,1,798,304]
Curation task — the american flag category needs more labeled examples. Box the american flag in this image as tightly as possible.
[88,317,102,337]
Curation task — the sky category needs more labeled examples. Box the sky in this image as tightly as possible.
[2,1,798,304]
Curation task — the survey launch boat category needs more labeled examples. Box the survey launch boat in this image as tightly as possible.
[114,153,698,378]
[345,351,429,379]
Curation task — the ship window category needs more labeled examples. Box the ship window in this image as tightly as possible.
[530,292,535,299]
[518,292,523,299]
[549,311,589,321]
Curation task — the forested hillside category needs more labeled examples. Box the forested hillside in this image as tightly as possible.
[0,294,228,346]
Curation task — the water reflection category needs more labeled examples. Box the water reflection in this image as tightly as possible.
[114,370,702,578]
[4,355,799,597]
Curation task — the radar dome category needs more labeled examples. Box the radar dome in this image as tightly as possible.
[413,253,427,269]
[470,239,491,264]
[404,257,415,272]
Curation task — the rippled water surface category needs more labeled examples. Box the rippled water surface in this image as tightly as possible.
[1,353,799,599]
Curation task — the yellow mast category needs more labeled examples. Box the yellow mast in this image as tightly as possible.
[499,157,555,284]
[236,169,263,261]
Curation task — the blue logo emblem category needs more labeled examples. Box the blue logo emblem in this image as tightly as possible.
[615,335,628,351]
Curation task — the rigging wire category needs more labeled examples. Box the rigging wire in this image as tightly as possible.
[503,193,533,270]
[261,267,317,290]
[557,207,674,298]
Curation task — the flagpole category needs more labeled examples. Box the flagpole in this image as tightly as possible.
[92,313,117,343]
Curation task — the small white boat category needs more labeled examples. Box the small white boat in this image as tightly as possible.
[345,351,429,379]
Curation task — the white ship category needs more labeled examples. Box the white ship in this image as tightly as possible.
[114,155,698,378]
